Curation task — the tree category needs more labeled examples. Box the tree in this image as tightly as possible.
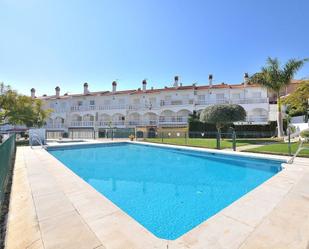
[250,57,307,137]
[0,83,51,127]
[199,104,246,133]
[282,81,309,121]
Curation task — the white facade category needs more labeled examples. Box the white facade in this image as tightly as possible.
[36,78,276,132]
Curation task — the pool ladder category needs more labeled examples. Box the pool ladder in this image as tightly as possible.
[30,133,46,149]
[287,138,309,164]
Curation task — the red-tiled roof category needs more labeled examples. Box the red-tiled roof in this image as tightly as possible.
[37,80,301,99]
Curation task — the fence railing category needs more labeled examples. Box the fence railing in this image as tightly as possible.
[0,134,16,210]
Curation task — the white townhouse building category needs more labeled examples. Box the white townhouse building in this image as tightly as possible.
[33,74,277,135]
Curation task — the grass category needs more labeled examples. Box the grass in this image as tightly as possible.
[143,138,278,149]
[245,142,309,157]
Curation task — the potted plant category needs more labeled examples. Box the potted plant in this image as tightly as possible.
[129,135,135,141]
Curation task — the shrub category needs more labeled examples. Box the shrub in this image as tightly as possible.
[300,129,309,138]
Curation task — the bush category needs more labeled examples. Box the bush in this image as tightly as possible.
[300,129,309,138]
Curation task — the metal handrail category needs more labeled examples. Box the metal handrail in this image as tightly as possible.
[287,138,309,164]
[30,133,45,149]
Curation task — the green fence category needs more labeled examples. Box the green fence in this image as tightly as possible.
[0,134,16,208]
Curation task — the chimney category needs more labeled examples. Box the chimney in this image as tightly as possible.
[55,86,60,98]
[83,82,89,94]
[142,79,147,91]
[208,74,213,87]
[173,76,179,87]
[112,81,117,93]
[30,88,35,98]
[244,73,249,87]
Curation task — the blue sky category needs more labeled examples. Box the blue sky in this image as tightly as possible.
[1,0,309,96]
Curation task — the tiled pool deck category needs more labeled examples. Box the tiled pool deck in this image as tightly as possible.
[5,141,309,249]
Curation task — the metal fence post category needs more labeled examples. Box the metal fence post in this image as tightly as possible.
[232,131,236,151]
[216,131,221,150]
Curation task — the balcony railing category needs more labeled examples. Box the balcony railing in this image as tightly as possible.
[70,121,94,127]
[158,116,188,124]
[70,106,96,112]
[196,98,269,105]
[68,117,187,127]
[98,105,126,110]
[230,98,269,104]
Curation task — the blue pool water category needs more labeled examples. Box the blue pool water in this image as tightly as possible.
[48,143,283,240]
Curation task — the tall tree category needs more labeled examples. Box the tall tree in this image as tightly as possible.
[282,80,309,121]
[250,57,307,137]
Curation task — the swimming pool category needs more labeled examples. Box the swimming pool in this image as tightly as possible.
[48,142,283,240]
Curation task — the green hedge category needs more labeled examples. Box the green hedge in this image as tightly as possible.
[189,120,287,138]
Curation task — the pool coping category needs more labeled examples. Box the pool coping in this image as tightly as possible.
[5,141,309,249]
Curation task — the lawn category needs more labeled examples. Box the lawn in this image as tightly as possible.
[245,142,309,157]
[143,138,278,149]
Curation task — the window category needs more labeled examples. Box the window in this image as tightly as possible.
[118,98,125,104]
[77,101,83,106]
[90,100,95,106]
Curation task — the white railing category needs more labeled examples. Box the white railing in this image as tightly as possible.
[98,105,126,110]
[96,121,112,127]
[70,121,94,127]
[45,123,64,129]
[71,106,96,112]
[158,116,188,124]
[230,98,269,104]
[195,99,230,105]
[196,98,269,105]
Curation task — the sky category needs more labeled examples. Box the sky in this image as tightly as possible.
[1,0,309,96]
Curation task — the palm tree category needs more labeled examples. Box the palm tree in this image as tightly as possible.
[250,57,307,137]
